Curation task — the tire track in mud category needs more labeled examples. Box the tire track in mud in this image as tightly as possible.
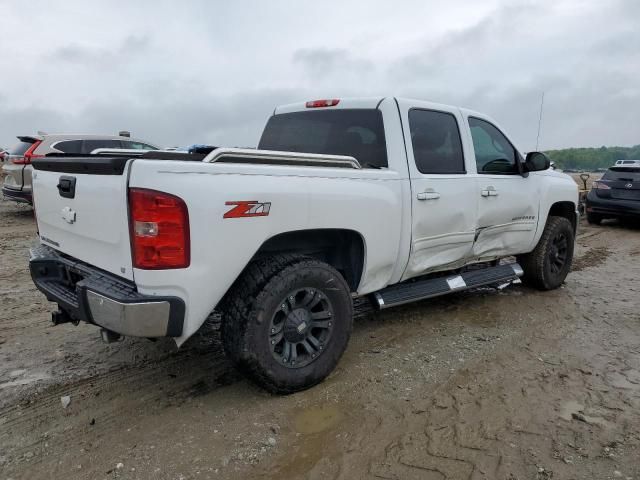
[0,334,240,470]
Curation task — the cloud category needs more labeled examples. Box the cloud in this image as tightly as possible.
[293,48,374,77]
[0,0,638,151]
[50,35,151,65]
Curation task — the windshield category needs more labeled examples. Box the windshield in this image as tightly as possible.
[258,109,388,168]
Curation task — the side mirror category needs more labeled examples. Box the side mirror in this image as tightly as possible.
[524,152,551,172]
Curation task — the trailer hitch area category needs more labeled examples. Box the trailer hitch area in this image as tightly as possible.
[100,328,123,344]
[51,308,75,326]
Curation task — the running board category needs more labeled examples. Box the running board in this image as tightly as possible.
[373,263,524,310]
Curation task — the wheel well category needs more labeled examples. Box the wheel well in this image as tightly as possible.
[252,229,365,291]
[548,201,577,232]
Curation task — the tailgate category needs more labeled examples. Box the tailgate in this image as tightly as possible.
[32,156,134,280]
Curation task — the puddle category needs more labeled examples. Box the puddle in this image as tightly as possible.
[294,404,343,434]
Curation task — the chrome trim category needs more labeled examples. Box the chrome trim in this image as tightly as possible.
[202,148,362,169]
[446,275,466,290]
[90,148,151,156]
[86,290,170,337]
[511,263,524,277]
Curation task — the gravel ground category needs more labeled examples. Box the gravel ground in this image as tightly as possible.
[0,198,639,480]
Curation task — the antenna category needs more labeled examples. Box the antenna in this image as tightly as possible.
[535,91,545,151]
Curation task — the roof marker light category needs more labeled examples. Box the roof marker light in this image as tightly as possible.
[305,99,340,108]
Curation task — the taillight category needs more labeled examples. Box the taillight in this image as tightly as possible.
[305,99,340,108]
[592,181,611,190]
[12,140,43,165]
[128,188,190,269]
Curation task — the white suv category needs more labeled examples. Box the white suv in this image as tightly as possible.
[2,133,158,204]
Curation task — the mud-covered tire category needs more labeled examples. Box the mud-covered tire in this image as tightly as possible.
[220,255,353,394]
[518,216,575,291]
[586,212,603,225]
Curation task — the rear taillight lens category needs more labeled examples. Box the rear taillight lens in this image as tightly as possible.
[128,188,190,269]
[305,99,340,108]
[12,140,43,165]
[592,181,611,190]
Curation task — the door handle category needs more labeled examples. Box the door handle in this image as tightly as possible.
[417,189,440,201]
[481,186,498,197]
[57,175,77,199]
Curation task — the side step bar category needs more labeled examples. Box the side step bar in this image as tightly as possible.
[373,263,524,309]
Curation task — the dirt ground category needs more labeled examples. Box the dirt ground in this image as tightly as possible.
[1,198,639,480]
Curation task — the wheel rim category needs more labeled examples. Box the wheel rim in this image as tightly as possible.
[548,232,568,274]
[269,288,334,369]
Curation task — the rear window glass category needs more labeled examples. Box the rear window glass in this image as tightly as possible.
[54,140,83,154]
[258,109,388,168]
[409,109,465,174]
[603,168,640,181]
[83,140,123,153]
[9,140,35,156]
[122,141,157,150]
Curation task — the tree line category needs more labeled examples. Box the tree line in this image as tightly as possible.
[545,145,640,170]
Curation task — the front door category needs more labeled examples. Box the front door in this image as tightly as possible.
[398,101,478,280]
[466,116,540,258]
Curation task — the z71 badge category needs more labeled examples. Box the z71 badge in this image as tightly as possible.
[224,201,271,219]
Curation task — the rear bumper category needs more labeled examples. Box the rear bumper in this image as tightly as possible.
[29,243,184,337]
[586,191,640,217]
[2,186,32,204]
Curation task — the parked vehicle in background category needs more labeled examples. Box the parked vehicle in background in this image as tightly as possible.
[2,133,158,204]
[614,159,640,167]
[29,97,578,393]
[586,165,640,223]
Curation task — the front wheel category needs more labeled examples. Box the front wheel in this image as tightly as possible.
[221,256,353,394]
[518,216,575,291]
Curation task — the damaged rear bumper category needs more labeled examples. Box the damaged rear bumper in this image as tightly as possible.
[29,243,184,337]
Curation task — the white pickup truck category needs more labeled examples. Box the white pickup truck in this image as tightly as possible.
[29,97,578,393]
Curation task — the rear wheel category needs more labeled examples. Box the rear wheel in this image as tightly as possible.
[221,256,353,394]
[518,216,574,290]
[586,212,603,225]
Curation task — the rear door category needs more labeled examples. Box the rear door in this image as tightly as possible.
[32,156,135,280]
[397,100,478,279]
[465,116,540,258]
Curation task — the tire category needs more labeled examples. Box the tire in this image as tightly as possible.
[518,216,575,291]
[220,255,353,394]
[586,212,602,225]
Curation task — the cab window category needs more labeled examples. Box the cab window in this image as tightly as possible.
[409,109,465,174]
[469,117,519,174]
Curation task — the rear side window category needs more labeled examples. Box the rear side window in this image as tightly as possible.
[54,140,83,154]
[409,109,465,174]
[9,140,36,156]
[469,117,519,174]
[259,109,388,168]
[82,140,123,153]
[122,141,157,150]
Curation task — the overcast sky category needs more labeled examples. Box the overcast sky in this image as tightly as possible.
[0,0,638,151]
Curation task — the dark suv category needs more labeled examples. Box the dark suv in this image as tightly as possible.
[585,166,640,224]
